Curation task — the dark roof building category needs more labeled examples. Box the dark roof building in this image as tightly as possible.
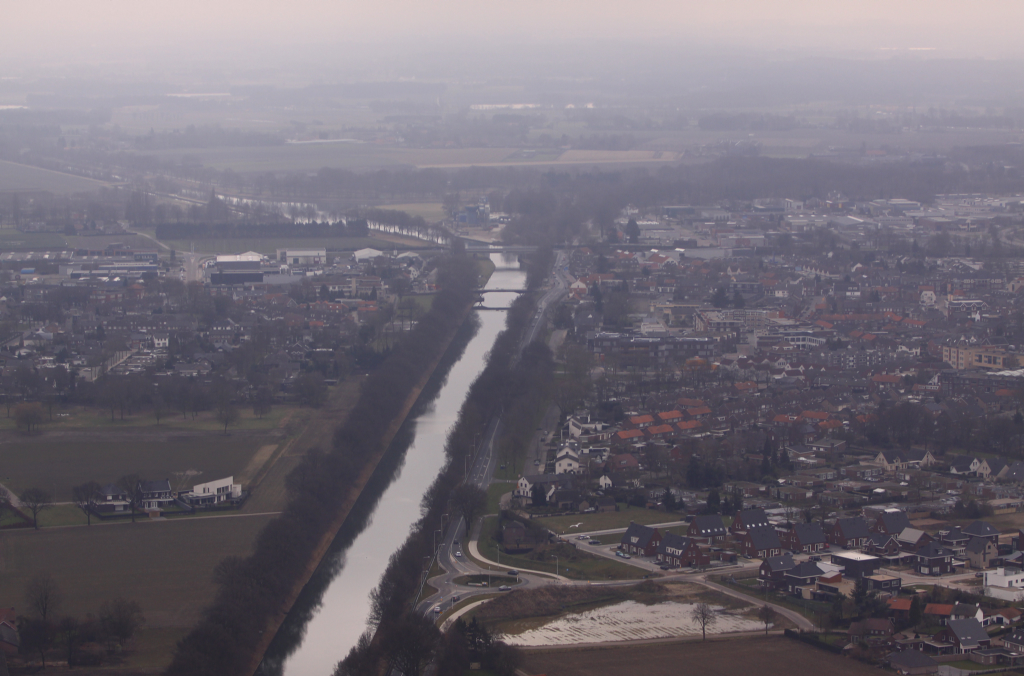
[936,618,990,653]
[887,649,939,675]
[621,522,662,557]
[875,510,911,535]
[963,520,1000,543]
[688,514,728,541]
[731,508,771,533]
[739,526,782,559]
[758,553,796,589]
[829,517,871,548]
[657,532,708,568]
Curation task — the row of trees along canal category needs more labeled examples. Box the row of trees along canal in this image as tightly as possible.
[337,249,555,676]
[164,255,483,676]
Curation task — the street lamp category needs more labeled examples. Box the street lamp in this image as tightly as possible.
[551,554,559,578]
[433,529,442,552]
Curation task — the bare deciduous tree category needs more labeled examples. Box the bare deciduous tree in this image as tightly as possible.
[758,604,777,635]
[25,572,62,620]
[691,602,717,641]
[73,481,102,526]
[20,487,53,529]
[118,474,142,523]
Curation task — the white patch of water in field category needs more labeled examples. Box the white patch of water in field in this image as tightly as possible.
[500,601,765,646]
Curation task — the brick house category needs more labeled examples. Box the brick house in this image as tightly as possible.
[657,533,708,568]
[737,526,782,559]
[620,522,662,557]
[688,515,728,543]
[781,522,827,554]
[829,517,871,549]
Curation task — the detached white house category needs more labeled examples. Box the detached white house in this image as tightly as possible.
[183,476,242,506]
[515,474,565,502]
[555,447,580,474]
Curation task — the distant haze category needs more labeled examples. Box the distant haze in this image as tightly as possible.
[4,0,1024,71]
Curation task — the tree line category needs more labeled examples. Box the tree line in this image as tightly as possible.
[337,258,549,676]
[154,219,370,241]
[163,255,481,676]
[14,573,144,669]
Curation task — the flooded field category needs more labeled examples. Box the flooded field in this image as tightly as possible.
[500,601,765,646]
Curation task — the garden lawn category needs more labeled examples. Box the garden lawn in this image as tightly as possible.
[477,516,648,581]
[485,482,513,514]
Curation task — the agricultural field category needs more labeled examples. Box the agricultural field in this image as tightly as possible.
[0,159,111,194]
[373,202,446,222]
[131,144,517,173]
[0,228,68,251]
[522,635,879,676]
[0,512,275,670]
[0,427,272,502]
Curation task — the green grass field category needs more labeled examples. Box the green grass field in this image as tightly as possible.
[486,482,513,514]
[0,229,68,250]
[477,516,647,581]
[534,507,682,534]
[0,159,111,194]
[0,430,266,503]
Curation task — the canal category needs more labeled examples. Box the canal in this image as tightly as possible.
[258,254,527,676]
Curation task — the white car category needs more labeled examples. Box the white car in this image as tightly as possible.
[433,606,441,614]
[454,551,462,558]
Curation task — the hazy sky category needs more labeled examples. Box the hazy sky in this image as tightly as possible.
[5,0,1024,68]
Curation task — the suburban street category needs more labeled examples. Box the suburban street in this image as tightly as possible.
[416,250,570,615]
[416,252,811,636]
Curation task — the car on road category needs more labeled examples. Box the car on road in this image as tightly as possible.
[660,565,672,570]
[499,585,511,591]
[577,534,588,540]
[976,572,984,578]
[589,540,601,545]
[454,551,462,558]
[507,569,519,575]
[433,606,441,614]
[453,539,459,545]
[616,551,631,559]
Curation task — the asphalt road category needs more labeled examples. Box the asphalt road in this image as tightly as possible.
[413,252,818,636]
[416,250,570,615]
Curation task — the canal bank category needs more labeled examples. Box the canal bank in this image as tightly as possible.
[257,255,528,676]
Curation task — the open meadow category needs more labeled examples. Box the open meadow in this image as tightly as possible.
[0,159,112,194]
[476,516,646,580]
[0,228,68,251]
[0,428,271,502]
[522,635,879,676]
[0,513,275,670]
